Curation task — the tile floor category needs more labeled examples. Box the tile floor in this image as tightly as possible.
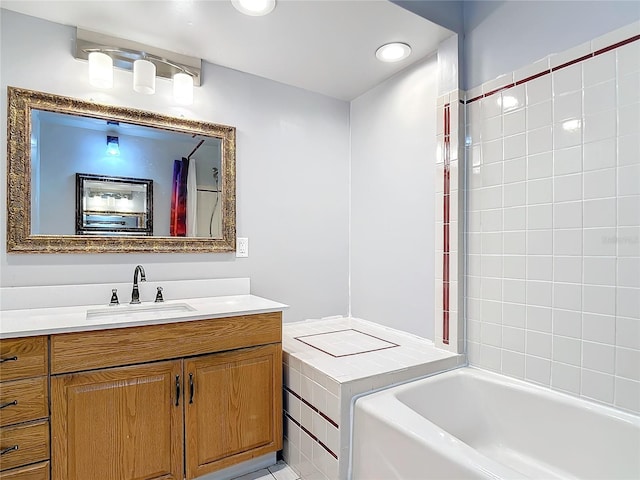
[232,461,299,480]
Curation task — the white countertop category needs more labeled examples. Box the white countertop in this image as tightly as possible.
[0,294,288,339]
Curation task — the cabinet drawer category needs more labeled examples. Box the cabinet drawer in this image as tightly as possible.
[0,338,48,382]
[0,461,49,480]
[0,377,48,427]
[51,312,282,374]
[0,421,49,471]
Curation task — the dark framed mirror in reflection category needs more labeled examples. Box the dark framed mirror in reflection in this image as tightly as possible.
[6,86,236,253]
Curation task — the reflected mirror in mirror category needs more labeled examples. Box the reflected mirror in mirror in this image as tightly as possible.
[32,110,223,238]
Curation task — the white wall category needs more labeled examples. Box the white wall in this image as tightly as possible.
[466,25,640,413]
[463,0,640,89]
[350,55,438,339]
[1,10,350,323]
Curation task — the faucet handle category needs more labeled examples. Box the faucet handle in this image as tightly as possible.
[109,289,119,306]
[155,286,164,303]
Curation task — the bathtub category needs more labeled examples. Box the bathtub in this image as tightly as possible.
[352,367,640,479]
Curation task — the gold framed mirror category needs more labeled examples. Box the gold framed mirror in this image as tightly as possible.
[6,86,236,253]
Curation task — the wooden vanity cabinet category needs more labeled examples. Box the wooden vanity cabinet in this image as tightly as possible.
[49,312,282,480]
[0,336,50,480]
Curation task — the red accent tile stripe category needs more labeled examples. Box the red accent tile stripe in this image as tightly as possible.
[465,34,639,104]
[442,103,451,345]
[284,385,339,429]
[284,412,338,460]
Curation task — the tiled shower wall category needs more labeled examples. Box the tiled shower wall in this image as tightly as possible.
[466,23,640,414]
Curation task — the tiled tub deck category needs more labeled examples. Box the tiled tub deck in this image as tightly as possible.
[281,317,464,480]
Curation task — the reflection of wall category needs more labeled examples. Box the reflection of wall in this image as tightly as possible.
[36,122,220,236]
[0,10,350,324]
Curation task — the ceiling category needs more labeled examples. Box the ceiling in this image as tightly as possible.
[1,0,453,101]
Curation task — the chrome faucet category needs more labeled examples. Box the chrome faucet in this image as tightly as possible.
[130,265,147,304]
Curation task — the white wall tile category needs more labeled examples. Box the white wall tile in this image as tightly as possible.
[479,344,502,371]
[504,158,526,184]
[503,326,525,352]
[617,227,640,257]
[527,127,552,155]
[554,229,582,256]
[554,90,582,123]
[583,138,616,171]
[481,232,502,254]
[554,173,582,202]
[504,109,526,136]
[617,40,640,76]
[482,114,503,142]
[614,376,640,413]
[527,204,553,229]
[583,313,616,344]
[527,101,552,130]
[527,305,552,332]
[504,133,527,160]
[616,347,640,381]
[503,279,526,304]
[554,256,582,283]
[618,134,640,166]
[481,321,502,347]
[584,108,617,143]
[618,102,640,136]
[583,198,617,227]
[504,206,526,230]
[583,285,616,316]
[501,85,526,113]
[618,71,640,106]
[527,152,553,180]
[481,162,503,187]
[618,196,640,226]
[582,369,614,403]
[503,302,526,328]
[502,350,525,378]
[552,362,581,394]
[553,335,582,366]
[527,280,553,307]
[527,178,553,204]
[553,309,582,338]
[616,316,640,350]
[583,80,616,115]
[525,355,551,385]
[503,255,526,280]
[584,168,616,199]
[619,164,640,196]
[553,121,583,150]
[583,341,615,374]
[553,64,582,96]
[554,201,582,229]
[526,331,552,358]
[482,138,503,163]
[481,95,503,119]
[617,287,640,319]
[583,50,616,87]
[554,146,582,176]
[618,257,640,288]
[583,227,617,256]
[584,257,616,286]
[527,255,553,281]
[553,282,582,311]
[527,230,553,255]
[504,182,526,207]
[526,75,552,105]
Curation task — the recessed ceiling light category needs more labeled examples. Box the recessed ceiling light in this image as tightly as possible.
[232,0,276,16]
[375,42,412,63]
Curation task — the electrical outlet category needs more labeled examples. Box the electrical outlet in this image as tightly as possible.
[236,237,249,257]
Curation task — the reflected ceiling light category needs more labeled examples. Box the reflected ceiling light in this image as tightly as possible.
[75,29,201,104]
[499,95,519,111]
[173,72,194,105]
[106,135,120,156]
[232,0,276,16]
[88,52,113,88]
[562,119,581,131]
[375,42,411,62]
[133,59,156,94]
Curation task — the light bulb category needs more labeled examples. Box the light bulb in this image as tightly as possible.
[173,72,194,105]
[375,43,412,62]
[88,52,113,88]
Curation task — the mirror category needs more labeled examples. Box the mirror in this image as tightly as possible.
[7,86,236,253]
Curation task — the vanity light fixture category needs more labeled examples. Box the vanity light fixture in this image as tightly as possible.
[106,135,120,156]
[375,42,412,62]
[231,0,276,16]
[75,28,201,105]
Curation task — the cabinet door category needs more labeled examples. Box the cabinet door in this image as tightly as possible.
[51,361,183,480]
[185,344,282,479]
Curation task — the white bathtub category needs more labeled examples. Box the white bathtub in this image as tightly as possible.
[352,367,640,479]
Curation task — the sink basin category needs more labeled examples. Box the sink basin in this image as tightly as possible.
[86,302,196,322]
